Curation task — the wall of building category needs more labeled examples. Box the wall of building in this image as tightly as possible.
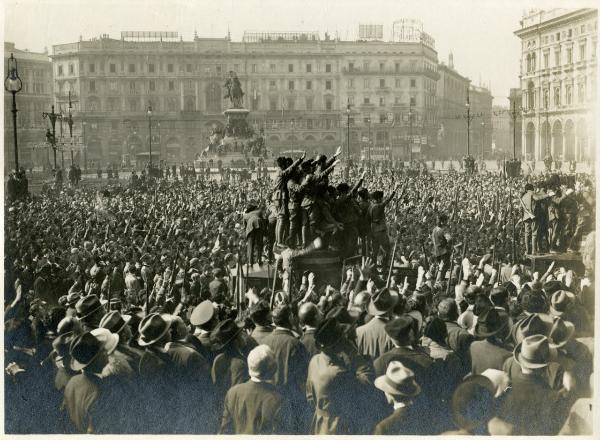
[515,8,597,161]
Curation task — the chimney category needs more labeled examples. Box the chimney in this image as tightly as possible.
[449,52,454,69]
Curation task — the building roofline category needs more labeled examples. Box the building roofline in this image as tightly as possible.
[514,8,597,37]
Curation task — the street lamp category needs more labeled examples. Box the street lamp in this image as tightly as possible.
[82,121,87,171]
[346,100,351,167]
[465,98,471,157]
[42,104,61,169]
[4,53,23,172]
[408,104,413,164]
[481,121,485,161]
[147,105,153,172]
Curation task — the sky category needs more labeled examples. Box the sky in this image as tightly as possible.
[2,0,596,103]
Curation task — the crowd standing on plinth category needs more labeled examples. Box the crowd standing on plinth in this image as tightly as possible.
[4,149,595,435]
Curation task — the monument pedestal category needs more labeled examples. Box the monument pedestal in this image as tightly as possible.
[223,108,252,138]
[527,252,585,275]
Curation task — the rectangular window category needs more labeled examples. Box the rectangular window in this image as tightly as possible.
[364,79,370,88]
[129,81,135,93]
[251,64,257,73]
[554,86,561,105]
[325,80,332,90]
[348,62,354,71]
[270,64,276,72]
[306,80,312,90]
[347,79,354,88]
[348,96,354,105]
[395,78,401,88]
[216,65,222,74]
[149,80,155,92]
[410,78,416,88]
[306,64,312,73]
[288,80,294,91]
[307,118,313,129]
[269,99,277,111]
[69,64,74,74]
[109,81,117,91]
[380,113,386,123]
[379,62,384,71]
[544,53,549,68]
[89,63,95,73]
[168,81,175,91]
[395,62,400,72]
[379,79,385,88]
[394,96,401,104]
[379,97,385,107]
[89,80,95,92]
[410,96,416,106]
[234,64,239,72]
[325,99,332,111]
[325,63,331,73]
[579,44,586,61]
[288,64,294,73]
[269,80,276,90]
[567,47,573,63]
[555,50,561,66]
[186,64,192,73]
[578,83,585,103]
[363,97,370,105]
[167,64,174,73]
[58,65,63,76]
[128,63,135,73]
[287,97,295,111]
[148,64,155,73]
[566,85,572,105]
[363,61,370,71]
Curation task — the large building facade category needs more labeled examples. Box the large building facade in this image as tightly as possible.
[50,26,444,165]
[515,8,597,161]
[467,85,494,159]
[4,42,53,171]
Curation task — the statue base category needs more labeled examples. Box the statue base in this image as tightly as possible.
[527,252,585,276]
[223,108,252,138]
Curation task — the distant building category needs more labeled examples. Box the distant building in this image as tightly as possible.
[514,8,597,161]
[491,104,511,156]
[50,27,442,165]
[436,53,471,158]
[468,85,494,159]
[4,42,53,171]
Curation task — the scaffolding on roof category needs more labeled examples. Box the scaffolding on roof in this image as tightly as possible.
[242,31,320,43]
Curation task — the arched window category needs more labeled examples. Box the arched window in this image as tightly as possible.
[205,83,221,113]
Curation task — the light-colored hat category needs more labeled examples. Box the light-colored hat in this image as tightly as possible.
[374,361,421,397]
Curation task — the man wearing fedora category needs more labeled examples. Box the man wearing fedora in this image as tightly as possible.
[219,345,293,434]
[374,315,435,395]
[469,308,512,375]
[75,294,106,332]
[189,299,220,366]
[373,361,428,435]
[356,288,398,358]
[263,304,311,433]
[63,329,121,433]
[499,334,568,435]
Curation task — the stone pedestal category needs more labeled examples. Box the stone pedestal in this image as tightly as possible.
[223,108,252,138]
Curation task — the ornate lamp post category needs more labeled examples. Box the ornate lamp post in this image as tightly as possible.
[42,104,61,169]
[4,53,23,171]
[481,121,485,160]
[147,105,153,171]
[465,98,471,157]
[346,100,351,167]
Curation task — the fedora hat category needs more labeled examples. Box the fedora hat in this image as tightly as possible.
[65,291,81,307]
[69,329,118,371]
[57,316,82,336]
[249,301,271,324]
[368,288,399,316]
[542,280,565,296]
[473,308,508,338]
[99,311,132,334]
[450,375,496,431]
[384,315,415,343]
[314,317,345,349]
[137,313,172,347]
[549,290,575,317]
[511,313,551,345]
[209,319,243,351]
[52,331,76,362]
[514,334,557,369]
[75,294,104,320]
[548,317,575,349]
[374,361,421,397]
[190,300,216,327]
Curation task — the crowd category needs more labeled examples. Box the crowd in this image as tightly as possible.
[3,151,595,435]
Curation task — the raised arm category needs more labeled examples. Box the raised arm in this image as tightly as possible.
[350,170,367,196]
[282,152,305,178]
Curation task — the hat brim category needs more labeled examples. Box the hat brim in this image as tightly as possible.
[549,321,575,349]
[374,374,421,397]
[473,321,508,339]
[78,304,104,320]
[211,325,243,351]
[70,333,119,371]
[549,307,565,317]
[137,320,172,347]
[368,292,399,316]
[514,342,557,369]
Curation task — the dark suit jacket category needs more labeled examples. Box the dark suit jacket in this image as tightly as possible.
[211,349,249,398]
[373,403,430,435]
[444,321,474,372]
[469,339,512,375]
[219,380,292,434]
[301,328,319,358]
[263,328,310,398]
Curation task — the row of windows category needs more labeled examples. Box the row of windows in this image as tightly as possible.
[347,59,426,72]
[525,39,596,73]
[525,81,590,109]
[348,95,419,107]
[346,77,419,89]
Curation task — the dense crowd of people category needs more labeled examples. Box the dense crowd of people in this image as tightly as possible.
[3,151,595,435]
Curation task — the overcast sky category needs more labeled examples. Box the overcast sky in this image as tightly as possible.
[2,0,596,103]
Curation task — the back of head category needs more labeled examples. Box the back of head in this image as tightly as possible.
[438,298,458,322]
[437,213,448,226]
[423,316,448,346]
[247,344,277,381]
[451,375,496,433]
[272,304,291,328]
[298,302,321,328]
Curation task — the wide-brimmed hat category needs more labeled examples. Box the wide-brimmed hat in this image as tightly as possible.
[209,319,243,350]
[473,308,508,338]
[548,317,575,349]
[511,313,551,344]
[249,301,271,324]
[514,334,557,369]
[75,295,104,320]
[374,361,421,397]
[190,300,216,327]
[137,313,172,347]
[542,280,565,297]
[99,311,132,334]
[368,288,399,316]
[57,316,82,336]
[450,375,496,430]
[549,290,575,317]
[314,317,345,349]
[52,332,76,362]
[69,329,118,371]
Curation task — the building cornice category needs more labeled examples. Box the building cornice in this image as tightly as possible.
[514,8,597,38]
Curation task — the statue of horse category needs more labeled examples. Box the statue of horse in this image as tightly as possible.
[224,71,244,108]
